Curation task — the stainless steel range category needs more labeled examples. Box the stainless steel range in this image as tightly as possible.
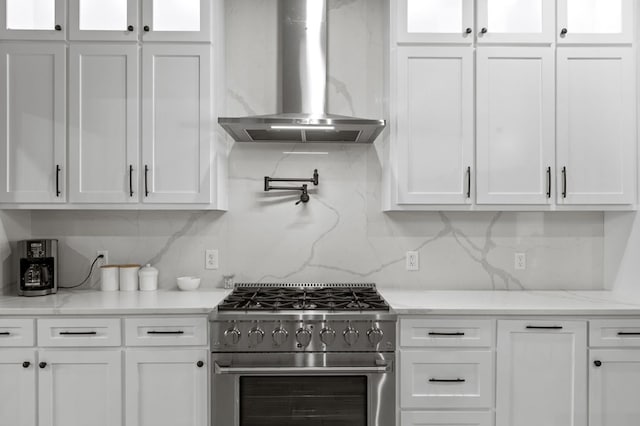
[210,283,396,426]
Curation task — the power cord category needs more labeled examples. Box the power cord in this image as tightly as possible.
[59,254,104,289]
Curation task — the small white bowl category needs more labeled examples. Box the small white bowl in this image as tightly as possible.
[176,276,201,291]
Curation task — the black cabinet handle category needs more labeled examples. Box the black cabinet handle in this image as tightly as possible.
[147,330,185,335]
[22,361,30,368]
[59,331,97,336]
[56,165,61,197]
[480,27,488,34]
[526,325,563,330]
[127,25,134,32]
[466,166,471,198]
[429,332,465,336]
[39,362,47,369]
[429,378,466,383]
[0,331,10,336]
[143,25,150,32]
[546,167,551,198]
[465,28,472,34]
[594,360,602,367]
[55,24,62,31]
[617,332,640,336]
[144,165,149,196]
[129,165,134,197]
[562,167,567,198]
[197,361,204,368]
[560,28,568,36]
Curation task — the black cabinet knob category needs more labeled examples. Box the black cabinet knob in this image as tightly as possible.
[55,24,62,31]
[128,25,134,31]
[39,362,47,369]
[594,360,602,367]
[465,28,472,34]
[22,361,30,368]
[560,28,568,36]
[196,361,204,368]
[143,25,150,32]
[480,27,488,34]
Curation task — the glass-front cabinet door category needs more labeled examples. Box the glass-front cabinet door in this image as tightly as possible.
[69,0,138,41]
[558,0,633,44]
[141,0,211,42]
[0,0,66,40]
[477,0,555,43]
[396,0,474,43]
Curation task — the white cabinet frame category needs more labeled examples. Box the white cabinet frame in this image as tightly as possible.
[68,0,139,41]
[0,0,66,40]
[557,0,634,44]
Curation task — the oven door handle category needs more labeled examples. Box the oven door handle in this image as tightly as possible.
[214,363,391,375]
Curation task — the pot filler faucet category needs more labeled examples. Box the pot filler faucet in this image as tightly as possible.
[264,169,319,204]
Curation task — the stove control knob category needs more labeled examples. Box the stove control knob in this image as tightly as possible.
[343,327,360,346]
[367,327,384,346]
[296,328,312,347]
[247,328,265,346]
[320,328,336,346]
[272,328,289,346]
[223,328,241,346]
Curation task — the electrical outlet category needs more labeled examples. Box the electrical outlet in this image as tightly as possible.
[205,249,219,270]
[406,251,419,271]
[515,252,526,270]
[97,250,109,265]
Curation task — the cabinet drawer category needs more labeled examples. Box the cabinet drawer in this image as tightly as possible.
[37,318,121,347]
[400,350,493,409]
[124,317,207,346]
[590,320,640,347]
[401,411,493,426]
[0,319,34,347]
[400,319,494,347]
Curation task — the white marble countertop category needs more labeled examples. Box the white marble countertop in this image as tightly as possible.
[378,290,640,315]
[0,289,231,315]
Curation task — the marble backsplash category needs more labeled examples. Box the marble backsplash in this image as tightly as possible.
[0,0,607,293]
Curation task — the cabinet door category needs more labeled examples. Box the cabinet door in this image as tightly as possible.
[141,44,212,204]
[141,0,211,42]
[0,43,66,203]
[395,0,474,44]
[38,350,122,426]
[395,47,473,205]
[558,0,633,44]
[476,47,554,204]
[556,48,635,205]
[589,350,640,426]
[477,0,554,43]
[0,0,66,40]
[69,44,139,203]
[68,0,138,41]
[401,412,493,426]
[496,320,587,426]
[0,350,36,426]
[125,349,208,426]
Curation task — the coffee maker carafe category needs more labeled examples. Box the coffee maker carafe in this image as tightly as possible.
[18,239,58,296]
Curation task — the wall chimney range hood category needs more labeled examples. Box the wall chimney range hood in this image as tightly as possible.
[218,0,386,144]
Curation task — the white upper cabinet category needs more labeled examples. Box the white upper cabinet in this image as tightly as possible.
[0,43,66,203]
[556,48,636,205]
[476,0,555,43]
[558,0,633,44]
[476,47,555,204]
[68,0,138,41]
[397,0,475,43]
[0,0,66,40]
[141,0,211,42]
[395,47,474,205]
[142,44,212,204]
[69,44,139,203]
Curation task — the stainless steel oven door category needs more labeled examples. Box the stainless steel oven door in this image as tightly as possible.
[212,352,395,426]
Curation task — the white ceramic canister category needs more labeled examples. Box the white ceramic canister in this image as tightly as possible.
[100,265,119,291]
[138,264,159,291]
[119,264,141,291]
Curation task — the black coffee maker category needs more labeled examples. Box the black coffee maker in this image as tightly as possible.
[18,239,58,296]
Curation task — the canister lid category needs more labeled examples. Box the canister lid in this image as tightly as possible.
[138,263,158,276]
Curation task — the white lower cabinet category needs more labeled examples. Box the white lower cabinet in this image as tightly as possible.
[38,349,123,426]
[401,411,493,426]
[0,349,36,426]
[495,320,587,426]
[125,349,208,426]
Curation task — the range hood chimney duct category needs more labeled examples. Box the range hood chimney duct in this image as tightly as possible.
[218,0,386,144]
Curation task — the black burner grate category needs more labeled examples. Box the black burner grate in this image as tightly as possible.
[217,284,389,312]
